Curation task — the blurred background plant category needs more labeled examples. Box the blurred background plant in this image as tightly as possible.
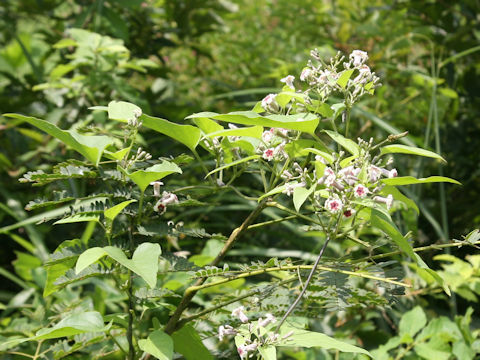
[1,0,479,358]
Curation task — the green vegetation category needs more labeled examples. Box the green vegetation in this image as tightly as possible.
[1,1,479,359]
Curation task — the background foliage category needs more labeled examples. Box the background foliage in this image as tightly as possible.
[0,0,479,359]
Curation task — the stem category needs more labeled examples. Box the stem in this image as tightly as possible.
[127,276,135,360]
[275,235,331,333]
[137,190,145,224]
[178,278,297,327]
[344,107,351,138]
[164,199,268,334]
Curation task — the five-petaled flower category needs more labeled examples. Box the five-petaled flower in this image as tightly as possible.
[325,197,343,213]
[353,184,369,198]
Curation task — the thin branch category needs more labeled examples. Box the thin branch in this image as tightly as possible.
[164,199,268,334]
[353,240,480,264]
[188,263,410,293]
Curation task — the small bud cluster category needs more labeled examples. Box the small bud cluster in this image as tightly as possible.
[121,146,152,168]
[218,306,283,359]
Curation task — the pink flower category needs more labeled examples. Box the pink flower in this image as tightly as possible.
[353,184,369,198]
[325,198,343,213]
[232,306,249,323]
[263,148,275,161]
[280,75,295,89]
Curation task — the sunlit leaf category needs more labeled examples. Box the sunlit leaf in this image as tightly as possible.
[120,161,182,192]
[382,176,460,186]
[3,114,114,166]
[380,144,446,162]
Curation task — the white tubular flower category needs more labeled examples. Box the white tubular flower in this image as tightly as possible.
[258,313,276,328]
[262,128,274,143]
[153,191,179,214]
[275,128,289,137]
[380,168,398,178]
[353,64,372,83]
[237,343,258,359]
[261,94,279,112]
[281,170,293,180]
[317,69,332,84]
[353,184,369,198]
[232,306,249,323]
[150,181,164,197]
[350,50,368,67]
[322,167,336,186]
[283,181,305,196]
[262,148,275,161]
[373,194,394,210]
[325,197,343,213]
[369,165,382,183]
[300,68,312,81]
[280,75,295,89]
[218,325,237,341]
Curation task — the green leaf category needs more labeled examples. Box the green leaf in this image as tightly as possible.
[120,161,182,192]
[172,324,213,360]
[192,117,224,134]
[381,186,419,214]
[399,306,426,337]
[34,311,110,340]
[257,184,286,201]
[371,209,416,260]
[76,243,161,288]
[105,101,202,150]
[337,69,355,88]
[323,130,360,156]
[138,330,173,360]
[258,346,277,360]
[141,114,202,151]
[104,200,136,222]
[330,103,346,121]
[381,176,461,186]
[293,186,314,212]
[380,144,446,162]
[187,111,319,134]
[205,155,260,178]
[3,114,114,166]
[207,125,263,139]
[299,148,334,163]
[54,213,100,225]
[277,327,371,356]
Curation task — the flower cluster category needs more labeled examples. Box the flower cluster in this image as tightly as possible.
[301,48,381,105]
[258,127,289,162]
[218,306,280,359]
